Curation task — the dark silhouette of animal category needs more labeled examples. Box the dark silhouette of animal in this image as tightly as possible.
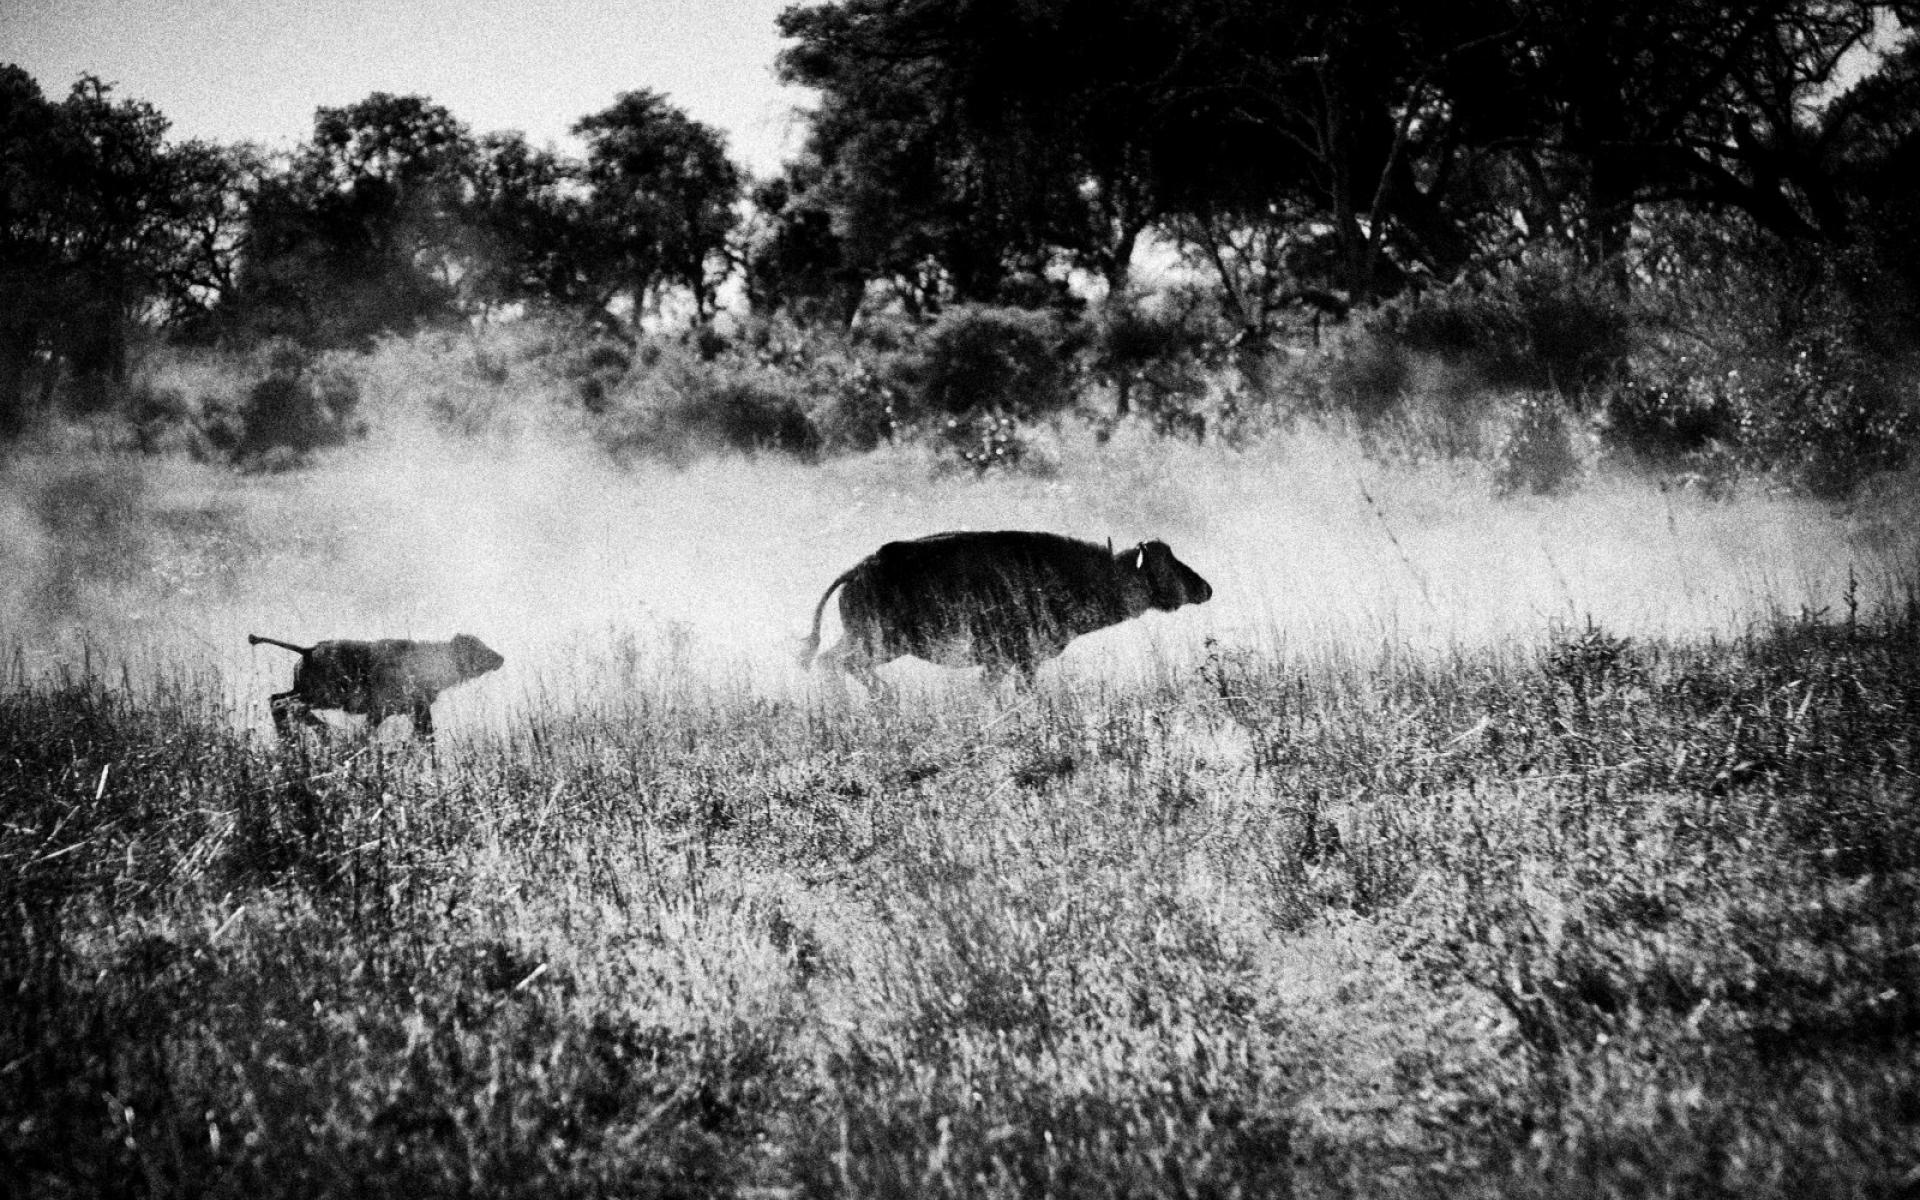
[249,633,505,738]
[799,531,1212,690]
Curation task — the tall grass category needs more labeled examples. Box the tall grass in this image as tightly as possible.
[4,592,1917,1196]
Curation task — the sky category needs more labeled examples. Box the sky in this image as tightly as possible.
[3,0,813,175]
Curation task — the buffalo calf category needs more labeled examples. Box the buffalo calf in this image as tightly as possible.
[250,633,505,738]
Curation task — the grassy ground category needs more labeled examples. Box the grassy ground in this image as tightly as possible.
[3,394,1918,1196]
[4,592,1917,1197]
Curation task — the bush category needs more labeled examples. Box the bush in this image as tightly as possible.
[126,382,214,459]
[1616,211,1920,496]
[1363,250,1632,402]
[1743,336,1916,499]
[206,342,364,471]
[1092,290,1223,437]
[596,345,822,463]
[1600,372,1737,464]
[733,316,910,452]
[887,304,1077,473]
[1613,315,1916,499]
[673,376,822,458]
[938,412,1028,475]
[1319,337,1506,464]
[909,304,1074,421]
[560,341,633,414]
[1321,330,1413,424]
[1494,392,1583,495]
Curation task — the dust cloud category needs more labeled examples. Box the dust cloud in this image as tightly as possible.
[3,416,1914,734]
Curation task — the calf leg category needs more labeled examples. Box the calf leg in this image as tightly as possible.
[268,691,325,738]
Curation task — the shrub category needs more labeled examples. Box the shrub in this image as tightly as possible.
[939,412,1028,475]
[1091,290,1223,437]
[126,382,214,459]
[909,304,1074,421]
[1494,392,1583,495]
[674,375,822,458]
[596,345,822,463]
[1355,250,1632,406]
[1321,329,1413,424]
[206,342,364,471]
[1740,335,1916,499]
[559,340,634,414]
[1618,210,1920,496]
[733,315,910,452]
[1612,330,1915,498]
[867,304,1079,473]
[1600,371,1737,465]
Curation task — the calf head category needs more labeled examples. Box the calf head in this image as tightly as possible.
[450,634,506,680]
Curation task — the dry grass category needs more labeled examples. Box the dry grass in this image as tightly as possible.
[5,600,1918,1198]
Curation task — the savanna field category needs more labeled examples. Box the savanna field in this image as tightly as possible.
[4,331,1919,1199]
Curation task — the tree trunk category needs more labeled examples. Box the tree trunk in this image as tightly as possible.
[1587,146,1635,298]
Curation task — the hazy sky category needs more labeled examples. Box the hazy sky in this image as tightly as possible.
[4,0,813,174]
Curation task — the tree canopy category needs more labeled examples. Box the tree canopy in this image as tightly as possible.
[771,0,1914,317]
[1,67,240,430]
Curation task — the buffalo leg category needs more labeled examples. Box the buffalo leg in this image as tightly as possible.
[410,699,436,739]
[982,664,1038,693]
[818,641,890,700]
[982,643,1041,691]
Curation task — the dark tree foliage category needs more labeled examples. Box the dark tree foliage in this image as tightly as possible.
[572,91,744,327]
[743,156,868,325]
[460,131,614,326]
[773,0,1908,318]
[0,67,239,434]
[221,93,477,349]
[776,0,1068,312]
[1499,1,1893,293]
[1816,32,1920,340]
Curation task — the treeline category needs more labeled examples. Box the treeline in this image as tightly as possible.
[0,70,741,419]
[4,1,1919,493]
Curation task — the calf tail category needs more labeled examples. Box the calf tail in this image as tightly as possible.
[248,634,312,656]
[798,567,858,669]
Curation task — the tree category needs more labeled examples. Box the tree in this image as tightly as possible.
[774,0,1909,325]
[0,67,235,434]
[571,91,742,327]
[777,0,1070,311]
[223,93,477,347]
[773,0,1520,314]
[1501,1,1891,291]
[460,131,605,322]
[741,155,866,324]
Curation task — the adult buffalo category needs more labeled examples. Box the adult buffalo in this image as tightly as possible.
[250,633,505,738]
[799,531,1212,690]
